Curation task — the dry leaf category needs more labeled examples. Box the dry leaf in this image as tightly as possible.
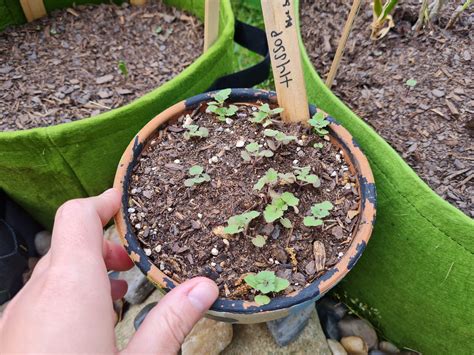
[347,210,359,220]
[313,241,326,273]
[285,247,298,268]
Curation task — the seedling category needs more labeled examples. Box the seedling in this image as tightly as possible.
[155,26,163,34]
[294,166,321,187]
[206,89,238,122]
[241,142,274,162]
[250,103,284,126]
[253,168,278,191]
[251,235,267,248]
[264,192,299,228]
[405,78,417,87]
[183,124,209,140]
[263,129,297,144]
[308,111,330,137]
[371,0,398,40]
[118,60,128,78]
[244,271,290,305]
[313,142,324,149]
[223,211,260,235]
[184,165,211,187]
[303,201,334,227]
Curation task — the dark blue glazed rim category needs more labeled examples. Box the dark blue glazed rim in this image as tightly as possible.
[114,89,376,316]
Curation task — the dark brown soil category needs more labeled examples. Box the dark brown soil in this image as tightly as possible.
[301,0,473,217]
[0,1,203,131]
[127,103,361,300]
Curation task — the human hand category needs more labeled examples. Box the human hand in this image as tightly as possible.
[0,188,219,353]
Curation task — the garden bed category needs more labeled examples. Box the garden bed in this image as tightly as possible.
[0,1,203,131]
[300,0,473,217]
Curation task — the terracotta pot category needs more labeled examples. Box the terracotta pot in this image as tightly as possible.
[114,89,376,324]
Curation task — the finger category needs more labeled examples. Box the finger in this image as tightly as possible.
[50,188,121,265]
[103,240,134,271]
[124,277,218,354]
[110,279,128,300]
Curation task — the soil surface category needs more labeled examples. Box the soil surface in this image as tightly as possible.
[301,0,473,217]
[0,1,203,131]
[127,103,361,300]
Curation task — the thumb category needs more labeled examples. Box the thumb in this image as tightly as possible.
[123,277,219,354]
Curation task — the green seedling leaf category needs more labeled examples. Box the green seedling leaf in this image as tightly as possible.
[213,88,231,105]
[118,60,128,77]
[249,103,284,126]
[303,216,323,227]
[241,151,251,162]
[155,26,163,34]
[405,78,417,87]
[310,201,334,218]
[254,168,279,191]
[263,129,297,143]
[274,277,290,292]
[281,192,299,207]
[260,150,274,157]
[189,165,204,176]
[304,201,333,227]
[183,124,209,139]
[245,271,290,297]
[313,142,324,149]
[295,166,321,187]
[184,166,210,187]
[224,210,260,235]
[246,142,260,153]
[264,204,284,223]
[263,192,299,223]
[279,217,292,229]
[309,111,330,137]
[242,142,274,161]
[254,295,271,305]
[251,235,267,248]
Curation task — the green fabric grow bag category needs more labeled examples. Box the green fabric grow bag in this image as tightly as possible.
[292,2,474,353]
[0,0,235,228]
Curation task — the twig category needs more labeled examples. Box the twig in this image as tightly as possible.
[326,0,362,89]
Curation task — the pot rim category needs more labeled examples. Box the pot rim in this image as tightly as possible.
[113,88,376,315]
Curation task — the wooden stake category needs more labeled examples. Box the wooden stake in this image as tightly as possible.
[20,0,47,22]
[130,0,147,6]
[326,0,362,89]
[261,0,309,123]
[204,0,220,51]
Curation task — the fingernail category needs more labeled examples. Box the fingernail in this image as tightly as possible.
[187,281,216,312]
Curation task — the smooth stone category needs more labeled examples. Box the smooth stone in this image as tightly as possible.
[341,336,368,355]
[267,301,314,346]
[339,318,378,350]
[379,341,400,353]
[223,310,331,354]
[317,297,348,340]
[182,318,233,355]
[328,339,348,355]
[34,230,52,256]
[120,266,155,304]
[133,302,157,330]
[115,290,163,350]
[369,351,389,355]
[104,224,121,244]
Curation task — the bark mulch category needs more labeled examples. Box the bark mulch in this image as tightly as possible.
[0,1,203,131]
